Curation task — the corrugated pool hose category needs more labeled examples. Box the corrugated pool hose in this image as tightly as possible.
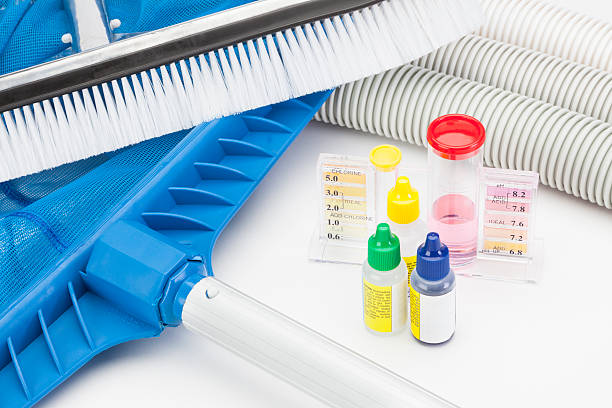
[316,0,612,209]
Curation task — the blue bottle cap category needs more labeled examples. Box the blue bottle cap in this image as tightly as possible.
[416,232,450,281]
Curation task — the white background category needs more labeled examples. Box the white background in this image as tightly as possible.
[41,1,612,407]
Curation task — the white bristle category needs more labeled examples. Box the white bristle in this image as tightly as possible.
[101,83,124,145]
[178,60,198,125]
[0,119,10,178]
[40,100,61,162]
[51,97,73,162]
[161,65,184,129]
[246,40,269,102]
[169,63,190,127]
[111,80,133,143]
[237,43,257,105]
[22,106,45,168]
[13,109,37,173]
[0,0,483,182]
[70,92,91,158]
[149,69,173,135]
[61,94,80,156]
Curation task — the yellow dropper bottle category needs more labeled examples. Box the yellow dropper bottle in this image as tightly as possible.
[387,177,428,282]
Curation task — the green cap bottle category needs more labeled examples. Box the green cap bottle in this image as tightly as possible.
[368,223,401,271]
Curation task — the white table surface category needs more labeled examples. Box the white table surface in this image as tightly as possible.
[41,1,612,407]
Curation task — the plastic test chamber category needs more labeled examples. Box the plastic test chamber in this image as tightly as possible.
[427,115,486,267]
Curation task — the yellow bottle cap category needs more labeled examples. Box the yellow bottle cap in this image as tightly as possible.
[369,145,401,172]
[387,177,420,224]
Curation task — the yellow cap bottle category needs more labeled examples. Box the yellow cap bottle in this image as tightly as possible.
[387,177,420,224]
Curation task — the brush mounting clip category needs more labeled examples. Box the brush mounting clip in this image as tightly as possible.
[64,0,113,52]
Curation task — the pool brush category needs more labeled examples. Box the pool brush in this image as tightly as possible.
[0,0,483,182]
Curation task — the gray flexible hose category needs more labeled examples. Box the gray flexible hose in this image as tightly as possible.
[315,64,612,209]
[413,34,612,123]
[479,0,612,72]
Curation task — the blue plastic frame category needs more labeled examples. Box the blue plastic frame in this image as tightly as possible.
[0,91,331,407]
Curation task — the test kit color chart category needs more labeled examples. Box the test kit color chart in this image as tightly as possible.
[319,155,375,244]
[478,169,539,260]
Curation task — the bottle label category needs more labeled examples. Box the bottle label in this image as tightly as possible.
[403,255,417,274]
[403,255,417,295]
[410,288,456,343]
[363,278,407,333]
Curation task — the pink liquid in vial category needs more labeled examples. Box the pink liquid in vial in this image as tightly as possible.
[428,194,478,266]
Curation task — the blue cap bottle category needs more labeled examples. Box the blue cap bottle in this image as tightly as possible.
[410,232,456,344]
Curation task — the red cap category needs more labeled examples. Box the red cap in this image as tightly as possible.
[427,114,486,160]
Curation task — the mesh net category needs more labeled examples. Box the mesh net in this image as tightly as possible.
[0,0,70,75]
[0,0,258,311]
[0,132,187,310]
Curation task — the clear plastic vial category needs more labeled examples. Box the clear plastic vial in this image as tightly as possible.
[387,177,428,282]
[363,224,408,335]
[370,145,402,224]
[410,233,456,344]
[427,115,486,267]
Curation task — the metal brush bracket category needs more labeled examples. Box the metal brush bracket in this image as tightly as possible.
[63,0,114,52]
[0,0,381,112]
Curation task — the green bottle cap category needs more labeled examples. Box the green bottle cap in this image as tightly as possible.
[368,223,401,271]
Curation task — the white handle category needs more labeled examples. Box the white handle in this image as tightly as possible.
[182,277,457,408]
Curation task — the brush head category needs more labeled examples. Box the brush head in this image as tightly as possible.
[0,0,484,182]
[0,0,384,112]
